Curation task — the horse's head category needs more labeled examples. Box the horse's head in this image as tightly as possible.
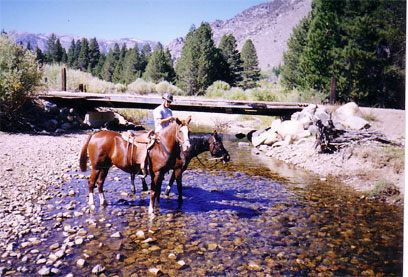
[208,130,230,163]
[175,115,192,152]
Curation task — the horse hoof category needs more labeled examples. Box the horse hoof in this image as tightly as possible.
[164,186,171,195]
[90,204,96,211]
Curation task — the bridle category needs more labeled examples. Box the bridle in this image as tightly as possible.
[175,123,190,151]
[208,135,222,157]
[158,122,190,158]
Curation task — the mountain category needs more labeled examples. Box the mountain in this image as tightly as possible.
[166,0,312,70]
[6,30,157,54]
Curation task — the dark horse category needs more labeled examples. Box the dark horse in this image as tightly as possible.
[79,117,191,213]
[132,130,230,201]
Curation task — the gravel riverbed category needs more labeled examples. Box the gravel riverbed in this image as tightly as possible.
[0,132,86,251]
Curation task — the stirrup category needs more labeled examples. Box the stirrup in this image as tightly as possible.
[147,138,155,150]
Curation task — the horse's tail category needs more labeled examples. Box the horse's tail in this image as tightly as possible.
[79,134,93,172]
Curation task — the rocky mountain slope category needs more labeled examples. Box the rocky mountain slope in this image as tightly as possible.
[167,0,312,70]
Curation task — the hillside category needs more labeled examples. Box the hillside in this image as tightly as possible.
[167,0,312,70]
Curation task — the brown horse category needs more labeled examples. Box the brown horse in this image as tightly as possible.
[79,116,191,213]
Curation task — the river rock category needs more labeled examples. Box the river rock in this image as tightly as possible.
[92,264,105,274]
[77,258,86,268]
[148,267,161,276]
[111,231,122,238]
[38,266,51,276]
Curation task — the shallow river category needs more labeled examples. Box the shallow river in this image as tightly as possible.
[4,138,404,276]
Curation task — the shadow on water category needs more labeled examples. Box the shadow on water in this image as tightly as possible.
[2,138,403,276]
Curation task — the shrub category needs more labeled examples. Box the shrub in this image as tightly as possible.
[127,78,155,95]
[209,80,231,91]
[226,87,248,100]
[250,88,277,101]
[43,64,121,93]
[0,34,43,118]
[155,80,184,96]
[205,81,231,99]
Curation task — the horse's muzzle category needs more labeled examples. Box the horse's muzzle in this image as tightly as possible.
[182,140,191,152]
[223,153,230,163]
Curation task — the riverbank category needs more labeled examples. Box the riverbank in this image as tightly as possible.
[174,108,405,203]
[0,132,86,251]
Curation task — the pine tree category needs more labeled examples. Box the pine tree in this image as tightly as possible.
[140,44,152,72]
[121,45,142,84]
[67,39,76,68]
[94,52,106,79]
[101,44,120,82]
[67,39,81,69]
[61,48,67,64]
[143,43,175,82]
[35,47,45,65]
[301,0,343,92]
[112,44,127,83]
[282,0,405,108]
[26,41,32,51]
[281,14,312,89]
[218,34,242,86]
[45,33,57,63]
[54,39,64,63]
[78,38,89,71]
[240,39,260,89]
[88,38,101,75]
[175,23,220,95]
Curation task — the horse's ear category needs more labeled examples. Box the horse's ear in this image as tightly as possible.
[174,117,181,124]
[213,130,218,138]
[186,115,192,125]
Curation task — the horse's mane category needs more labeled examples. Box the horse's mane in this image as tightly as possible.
[158,120,178,136]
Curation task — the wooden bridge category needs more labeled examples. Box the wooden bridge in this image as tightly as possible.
[37,91,309,117]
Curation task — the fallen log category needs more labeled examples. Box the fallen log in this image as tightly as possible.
[315,120,394,153]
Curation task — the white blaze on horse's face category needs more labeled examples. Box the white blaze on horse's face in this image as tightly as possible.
[180,125,190,152]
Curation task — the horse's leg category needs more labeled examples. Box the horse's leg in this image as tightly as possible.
[88,168,100,207]
[142,177,148,192]
[164,170,176,196]
[174,169,183,203]
[149,172,164,214]
[130,173,136,195]
[96,168,109,206]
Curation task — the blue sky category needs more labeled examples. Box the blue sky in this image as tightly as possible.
[0,0,267,44]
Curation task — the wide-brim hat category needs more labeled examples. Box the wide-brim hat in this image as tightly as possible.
[162,92,173,103]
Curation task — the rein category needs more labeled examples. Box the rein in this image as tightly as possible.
[157,123,188,158]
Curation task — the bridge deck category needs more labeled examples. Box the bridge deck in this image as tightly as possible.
[38,91,308,117]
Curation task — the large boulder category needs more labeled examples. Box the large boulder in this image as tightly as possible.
[276,120,311,144]
[333,102,370,130]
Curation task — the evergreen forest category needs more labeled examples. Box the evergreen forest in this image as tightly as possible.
[281,0,405,109]
[32,23,260,96]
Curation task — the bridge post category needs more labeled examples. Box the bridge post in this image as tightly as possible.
[61,67,66,91]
